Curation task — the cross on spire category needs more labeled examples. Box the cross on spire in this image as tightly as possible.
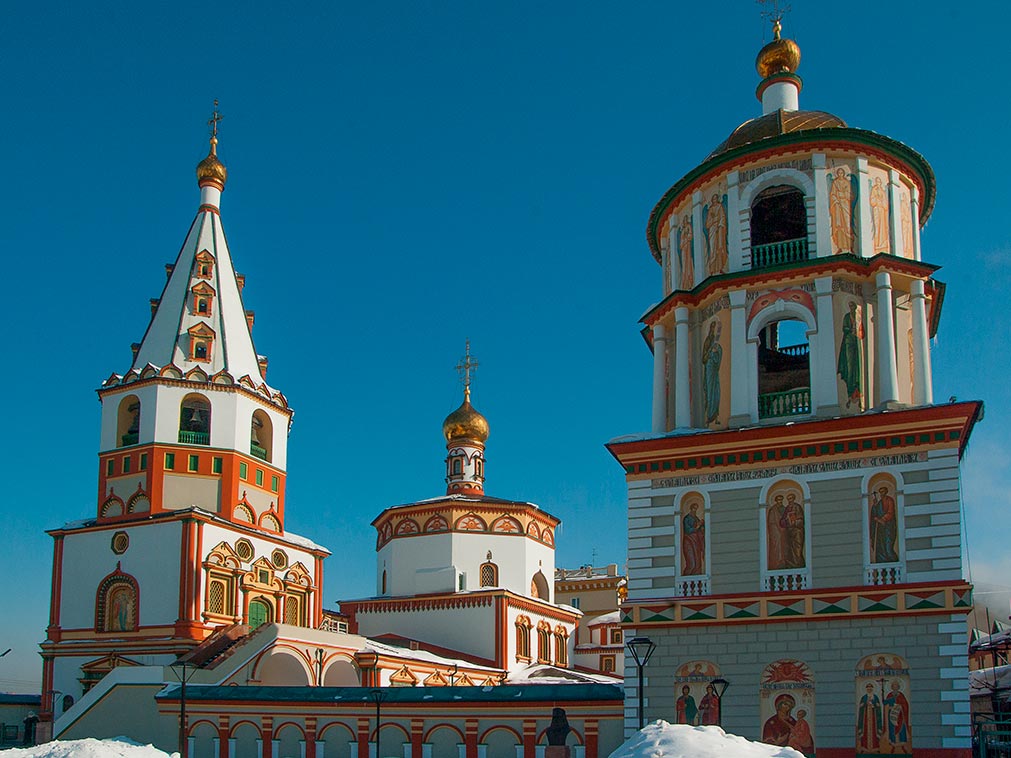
[758,0,791,37]
[207,100,223,154]
[455,340,479,401]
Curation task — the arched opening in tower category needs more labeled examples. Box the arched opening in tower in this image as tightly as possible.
[758,319,811,418]
[750,185,808,267]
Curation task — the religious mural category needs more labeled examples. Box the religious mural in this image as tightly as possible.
[900,192,914,258]
[766,483,806,571]
[661,233,672,296]
[855,654,912,757]
[760,659,815,756]
[673,660,722,725]
[827,166,858,254]
[837,299,864,410]
[677,212,695,290]
[867,474,899,564]
[869,172,891,254]
[104,582,137,632]
[702,317,723,427]
[703,192,728,277]
[679,492,706,576]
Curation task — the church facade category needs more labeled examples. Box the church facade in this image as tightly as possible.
[608,20,980,758]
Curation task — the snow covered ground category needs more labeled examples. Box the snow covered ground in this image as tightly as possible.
[0,737,177,758]
[609,720,805,758]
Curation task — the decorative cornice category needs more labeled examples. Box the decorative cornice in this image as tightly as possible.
[98,374,292,416]
[620,580,971,628]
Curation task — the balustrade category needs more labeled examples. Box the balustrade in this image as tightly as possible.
[751,237,809,268]
[758,387,811,419]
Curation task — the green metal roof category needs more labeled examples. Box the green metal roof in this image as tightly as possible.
[157,684,623,704]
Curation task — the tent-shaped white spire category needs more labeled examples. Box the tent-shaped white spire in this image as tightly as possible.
[131,125,266,386]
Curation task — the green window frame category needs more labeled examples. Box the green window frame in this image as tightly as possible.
[106,459,114,476]
[188,454,199,472]
[139,453,148,471]
[122,456,131,474]
[255,469,264,487]
[239,462,248,479]
[212,457,223,474]
[165,452,176,470]
[271,475,279,493]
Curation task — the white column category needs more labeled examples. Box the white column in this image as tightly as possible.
[727,171,744,272]
[812,154,830,257]
[651,323,668,433]
[910,279,933,405]
[692,191,705,281]
[272,740,280,758]
[674,307,691,428]
[856,158,873,258]
[813,277,838,415]
[910,186,922,262]
[888,169,904,258]
[875,271,899,406]
[729,290,750,427]
[761,80,800,113]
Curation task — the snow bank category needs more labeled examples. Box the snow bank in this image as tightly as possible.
[2,737,177,758]
[609,720,805,758]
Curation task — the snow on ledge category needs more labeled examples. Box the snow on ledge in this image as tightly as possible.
[609,721,804,758]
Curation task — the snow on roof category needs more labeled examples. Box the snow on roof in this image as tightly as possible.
[362,639,500,672]
[971,629,1011,654]
[506,663,620,685]
[2,736,175,757]
[611,721,804,758]
[970,664,1011,696]
[586,611,621,627]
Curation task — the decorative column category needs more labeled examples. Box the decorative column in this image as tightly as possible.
[261,717,274,758]
[910,279,934,405]
[691,191,705,281]
[813,277,839,414]
[651,323,668,433]
[357,717,370,758]
[910,186,923,262]
[728,291,750,427]
[305,717,318,758]
[875,271,900,406]
[465,719,479,758]
[856,158,873,258]
[726,171,743,272]
[217,716,229,758]
[812,154,830,257]
[411,719,424,758]
[584,719,599,758]
[888,169,905,258]
[522,720,537,758]
[674,307,691,428]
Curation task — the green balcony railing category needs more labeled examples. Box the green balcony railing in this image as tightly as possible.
[758,387,811,419]
[751,237,809,268]
[250,444,268,461]
[178,430,210,445]
[120,432,139,447]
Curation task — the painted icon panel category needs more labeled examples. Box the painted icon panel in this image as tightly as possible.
[674,660,722,725]
[856,654,912,757]
[760,659,815,756]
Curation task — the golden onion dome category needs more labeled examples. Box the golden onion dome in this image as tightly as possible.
[196,136,228,187]
[756,19,801,79]
[442,393,489,443]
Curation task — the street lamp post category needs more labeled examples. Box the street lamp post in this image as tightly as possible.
[170,660,193,758]
[369,689,386,758]
[709,677,730,727]
[626,636,656,730]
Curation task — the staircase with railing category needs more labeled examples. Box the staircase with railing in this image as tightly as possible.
[751,237,809,268]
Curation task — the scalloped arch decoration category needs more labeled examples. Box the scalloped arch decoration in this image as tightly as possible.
[455,513,488,532]
[491,516,522,534]
[101,493,125,518]
[424,514,449,532]
[395,518,421,536]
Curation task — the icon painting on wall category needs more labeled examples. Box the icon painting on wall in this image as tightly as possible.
[760,659,815,756]
[856,654,912,756]
[674,660,722,725]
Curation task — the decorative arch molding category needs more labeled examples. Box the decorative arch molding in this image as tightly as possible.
[100,492,125,518]
[423,723,466,743]
[273,722,307,740]
[537,726,584,745]
[490,515,523,534]
[531,570,550,600]
[424,514,449,533]
[259,510,281,533]
[746,299,818,342]
[126,487,150,514]
[185,719,218,738]
[479,725,523,744]
[541,528,554,546]
[395,518,421,536]
[455,513,488,532]
[317,722,356,741]
[95,564,140,632]
[251,645,314,685]
[740,167,816,210]
[234,499,256,524]
[526,521,541,538]
[373,721,410,741]
[228,719,263,739]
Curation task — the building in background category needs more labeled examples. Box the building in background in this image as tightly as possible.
[609,17,981,756]
[555,565,626,677]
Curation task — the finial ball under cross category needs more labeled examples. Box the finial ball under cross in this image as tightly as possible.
[455,340,479,400]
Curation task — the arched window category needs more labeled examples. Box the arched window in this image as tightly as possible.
[207,579,227,615]
[750,185,808,267]
[530,570,549,600]
[284,596,301,625]
[536,622,551,663]
[758,319,811,419]
[96,572,139,632]
[248,598,271,629]
[116,395,140,447]
[480,561,498,587]
[452,457,463,475]
[515,616,531,660]
[179,395,211,445]
[61,694,75,713]
[251,410,272,462]
[554,627,569,667]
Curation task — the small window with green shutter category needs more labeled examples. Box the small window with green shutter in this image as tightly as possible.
[271,475,279,493]
[188,454,199,472]
[122,456,131,474]
[212,457,222,474]
[165,453,175,470]
[255,469,264,486]
[106,459,114,476]
[139,453,148,471]
[239,462,247,479]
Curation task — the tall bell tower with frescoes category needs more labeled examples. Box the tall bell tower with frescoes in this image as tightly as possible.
[609,14,981,755]
[39,106,329,740]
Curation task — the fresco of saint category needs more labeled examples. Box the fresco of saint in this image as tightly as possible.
[828,168,856,253]
[838,301,864,409]
[678,214,695,290]
[681,500,705,576]
[869,484,898,563]
[702,319,722,425]
[703,194,728,276]
[870,176,890,253]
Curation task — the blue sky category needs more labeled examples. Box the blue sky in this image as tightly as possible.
[2,1,1008,691]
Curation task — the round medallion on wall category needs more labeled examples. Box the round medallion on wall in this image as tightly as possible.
[111,531,130,555]
[271,549,288,569]
[235,539,254,562]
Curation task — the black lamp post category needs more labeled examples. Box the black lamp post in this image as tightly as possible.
[369,689,387,758]
[626,636,656,730]
[709,677,730,727]
[169,661,193,758]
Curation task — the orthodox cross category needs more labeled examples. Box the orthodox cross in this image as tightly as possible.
[455,340,479,400]
[208,99,223,138]
[758,0,790,37]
